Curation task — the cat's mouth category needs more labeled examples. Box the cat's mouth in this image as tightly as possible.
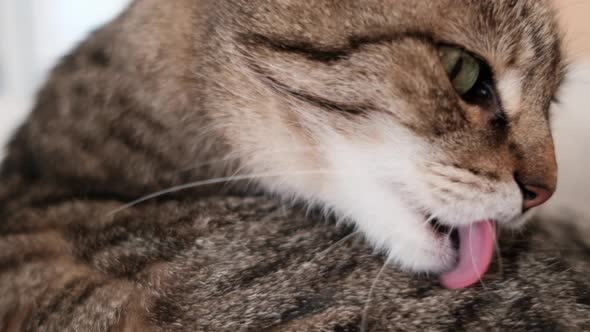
[428,219,459,248]
[428,218,497,290]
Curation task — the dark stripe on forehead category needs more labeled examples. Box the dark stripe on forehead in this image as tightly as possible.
[239,31,436,64]
[242,34,350,63]
[240,58,378,117]
[262,76,370,116]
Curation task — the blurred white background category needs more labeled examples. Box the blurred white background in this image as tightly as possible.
[0,1,589,218]
[0,0,130,149]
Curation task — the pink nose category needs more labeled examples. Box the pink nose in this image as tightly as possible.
[521,184,554,211]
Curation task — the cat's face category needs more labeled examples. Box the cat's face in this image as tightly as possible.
[204,0,565,275]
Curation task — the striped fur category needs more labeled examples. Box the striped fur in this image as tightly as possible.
[1,0,588,330]
[0,193,589,331]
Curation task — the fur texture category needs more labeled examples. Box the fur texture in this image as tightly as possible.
[1,0,587,330]
[2,0,567,273]
[0,195,589,331]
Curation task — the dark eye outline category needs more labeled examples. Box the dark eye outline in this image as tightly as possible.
[439,45,499,111]
[241,32,507,121]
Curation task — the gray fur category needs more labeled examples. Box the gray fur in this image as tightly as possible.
[0,0,588,331]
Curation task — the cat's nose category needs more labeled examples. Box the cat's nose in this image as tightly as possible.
[510,130,557,212]
[515,178,555,211]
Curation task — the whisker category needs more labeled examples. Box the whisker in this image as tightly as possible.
[279,203,290,219]
[419,206,450,231]
[259,205,292,223]
[219,157,257,193]
[446,224,456,246]
[469,224,488,291]
[107,169,349,216]
[493,227,504,277]
[308,231,360,264]
[360,260,388,332]
[421,213,438,228]
[178,146,322,173]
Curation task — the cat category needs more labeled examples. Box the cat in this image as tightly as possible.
[0,0,588,330]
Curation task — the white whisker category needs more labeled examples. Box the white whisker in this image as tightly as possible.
[469,224,488,291]
[421,213,439,228]
[360,260,388,332]
[107,169,347,216]
[308,231,360,264]
[493,227,504,277]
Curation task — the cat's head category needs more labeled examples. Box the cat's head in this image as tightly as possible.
[202,0,566,279]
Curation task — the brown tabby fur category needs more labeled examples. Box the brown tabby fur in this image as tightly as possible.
[0,0,588,331]
[0,195,589,331]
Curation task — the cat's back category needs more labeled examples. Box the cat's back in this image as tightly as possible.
[0,0,588,331]
[0,194,589,331]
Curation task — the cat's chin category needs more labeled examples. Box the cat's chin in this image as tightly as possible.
[346,193,536,288]
[313,183,524,279]
[362,213,459,275]
[314,186,461,274]
[353,203,501,289]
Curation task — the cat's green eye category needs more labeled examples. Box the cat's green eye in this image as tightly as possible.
[439,47,481,96]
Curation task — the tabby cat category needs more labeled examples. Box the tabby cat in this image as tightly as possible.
[0,0,588,330]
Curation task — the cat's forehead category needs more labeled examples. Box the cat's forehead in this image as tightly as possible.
[230,0,565,107]
[237,0,560,42]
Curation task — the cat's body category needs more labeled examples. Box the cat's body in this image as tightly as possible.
[0,194,589,331]
[1,0,589,330]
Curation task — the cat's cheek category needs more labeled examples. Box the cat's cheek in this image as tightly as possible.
[446,183,521,227]
[412,169,524,228]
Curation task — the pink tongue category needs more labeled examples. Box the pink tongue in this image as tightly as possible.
[440,220,496,290]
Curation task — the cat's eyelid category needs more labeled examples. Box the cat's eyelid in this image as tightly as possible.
[240,33,350,63]
[242,55,376,116]
[437,42,496,79]
[239,31,436,63]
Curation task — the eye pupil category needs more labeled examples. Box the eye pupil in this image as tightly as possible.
[476,86,488,98]
[449,56,464,81]
[439,46,495,107]
[453,53,480,95]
